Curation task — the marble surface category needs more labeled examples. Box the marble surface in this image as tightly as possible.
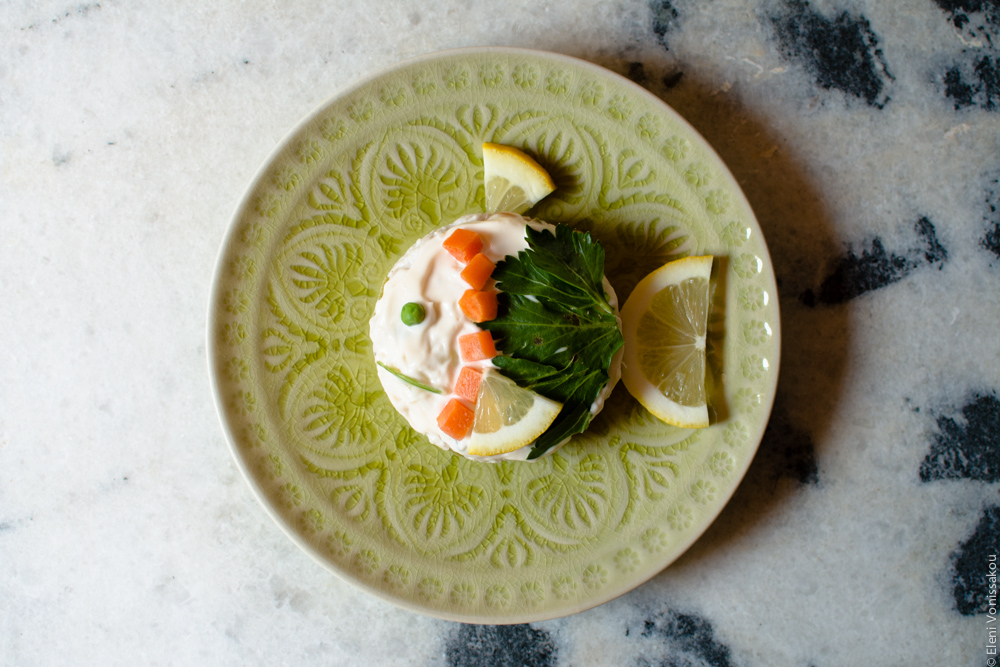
[2,1,998,665]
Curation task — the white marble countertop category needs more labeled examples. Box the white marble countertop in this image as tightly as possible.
[3,1,998,665]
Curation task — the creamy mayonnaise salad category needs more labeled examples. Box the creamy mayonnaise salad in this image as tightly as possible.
[369,212,622,461]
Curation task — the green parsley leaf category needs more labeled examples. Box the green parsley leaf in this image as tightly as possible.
[481,224,623,458]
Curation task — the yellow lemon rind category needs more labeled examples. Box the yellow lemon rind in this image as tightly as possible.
[630,387,710,429]
[482,142,556,214]
[620,255,713,430]
[467,375,563,457]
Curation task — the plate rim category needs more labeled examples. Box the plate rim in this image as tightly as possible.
[206,45,781,624]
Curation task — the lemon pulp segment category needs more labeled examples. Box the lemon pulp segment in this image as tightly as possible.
[468,369,562,456]
[620,255,713,429]
[637,277,709,405]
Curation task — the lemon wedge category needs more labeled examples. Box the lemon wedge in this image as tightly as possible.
[482,142,556,214]
[620,255,713,429]
[468,369,563,457]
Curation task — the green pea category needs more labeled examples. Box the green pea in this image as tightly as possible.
[401,302,426,326]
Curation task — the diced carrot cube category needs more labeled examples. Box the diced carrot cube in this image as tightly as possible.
[437,398,475,440]
[443,228,484,264]
[459,289,498,323]
[459,330,497,362]
[459,252,496,290]
[454,367,483,404]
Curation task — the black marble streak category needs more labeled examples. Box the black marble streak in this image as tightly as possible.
[944,55,1000,110]
[770,0,892,107]
[985,221,1000,257]
[649,0,680,49]
[983,176,1000,258]
[638,609,734,667]
[933,0,1000,46]
[919,391,1000,483]
[445,624,556,667]
[935,1,1000,109]
[950,505,1000,615]
[758,407,819,485]
[803,217,947,305]
[625,61,684,93]
[627,61,650,86]
[918,391,1000,615]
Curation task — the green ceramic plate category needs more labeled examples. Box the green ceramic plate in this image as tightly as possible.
[208,47,780,623]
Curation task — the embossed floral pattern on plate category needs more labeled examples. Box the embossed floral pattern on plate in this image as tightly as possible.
[208,48,780,624]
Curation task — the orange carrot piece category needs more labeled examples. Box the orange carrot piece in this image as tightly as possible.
[459,252,496,290]
[443,228,484,264]
[459,289,498,323]
[459,330,497,362]
[437,398,474,440]
[454,367,483,404]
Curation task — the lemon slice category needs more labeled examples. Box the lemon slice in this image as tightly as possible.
[482,142,556,214]
[620,255,713,429]
[468,369,563,456]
